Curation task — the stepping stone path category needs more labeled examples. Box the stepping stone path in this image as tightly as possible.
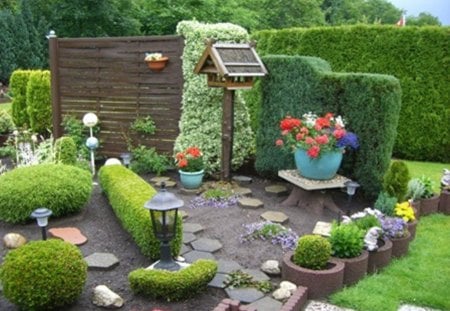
[208,273,229,289]
[191,238,223,253]
[48,227,87,245]
[178,210,189,219]
[260,211,289,224]
[183,250,216,262]
[217,259,243,274]
[233,186,253,197]
[241,269,270,282]
[180,244,191,255]
[264,184,288,196]
[238,197,264,209]
[84,252,119,270]
[183,223,204,234]
[225,288,265,304]
[182,232,197,244]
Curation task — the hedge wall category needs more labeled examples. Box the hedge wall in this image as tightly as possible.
[256,56,401,199]
[10,70,32,127]
[252,25,450,162]
[26,70,51,134]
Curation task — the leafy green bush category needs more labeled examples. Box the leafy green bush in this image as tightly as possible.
[293,234,331,270]
[26,70,52,134]
[0,110,15,134]
[130,145,169,175]
[329,223,365,258]
[353,215,381,232]
[0,239,87,310]
[10,69,32,127]
[129,259,217,301]
[98,165,182,259]
[54,136,77,165]
[406,178,426,201]
[374,191,398,216]
[418,176,435,198]
[131,116,156,135]
[383,160,410,202]
[0,164,92,223]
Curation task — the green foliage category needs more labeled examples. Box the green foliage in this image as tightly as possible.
[129,259,217,301]
[417,176,435,198]
[330,223,365,258]
[252,25,450,162]
[130,115,156,135]
[293,234,331,270]
[374,191,397,216]
[0,239,87,310]
[0,109,15,133]
[353,215,381,232]
[130,145,169,175]
[383,160,410,202]
[26,70,51,134]
[9,69,31,127]
[54,136,77,165]
[224,270,274,293]
[174,21,254,175]
[0,164,92,223]
[61,114,100,160]
[98,165,182,259]
[203,187,233,200]
[405,178,426,201]
[255,55,401,199]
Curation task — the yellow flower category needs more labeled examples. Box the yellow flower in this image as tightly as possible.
[394,201,415,222]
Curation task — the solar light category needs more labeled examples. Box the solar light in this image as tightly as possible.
[31,208,52,240]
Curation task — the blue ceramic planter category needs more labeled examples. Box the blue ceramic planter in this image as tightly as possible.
[179,170,204,189]
[294,149,343,180]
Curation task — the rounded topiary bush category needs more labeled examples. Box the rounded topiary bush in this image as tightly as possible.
[54,136,77,165]
[0,239,87,310]
[329,223,365,258]
[0,164,92,223]
[293,234,331,270]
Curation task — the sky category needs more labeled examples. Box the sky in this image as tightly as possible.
[387,0,450,25]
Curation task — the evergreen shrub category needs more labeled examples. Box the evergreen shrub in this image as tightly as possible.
[129,259,217,301]
[98,165,182,259]
[374,191,398,216]
[9,69,32,127]
[0,110,15,134]
[26,70,51,134]
[383,160,410,202]
[293,234,331,270]
[0,164,92,223]
[54,136,77,165]
[0,239,87,310]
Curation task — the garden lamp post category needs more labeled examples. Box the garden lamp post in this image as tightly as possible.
[120,152,132,168]
[31,208,52,240]
[83,112,99,175]
[344,180,360,215]
[144,182,184,271]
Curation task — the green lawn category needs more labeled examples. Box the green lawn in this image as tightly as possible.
[330,214,450,311]
[403,160,449,193]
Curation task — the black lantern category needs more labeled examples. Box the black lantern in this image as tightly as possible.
[31,208,52,240]
[344,180,360,215]
[144,183,184,271]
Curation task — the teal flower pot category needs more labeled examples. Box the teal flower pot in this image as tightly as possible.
[294,149,343,180]
[179,170,204,189]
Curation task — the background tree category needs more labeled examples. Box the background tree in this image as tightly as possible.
[406,13,441,26]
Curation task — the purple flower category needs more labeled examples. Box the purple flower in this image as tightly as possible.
[379,216,407,238]
[188,195,238,209]
[240,221,299,251]
[336,132,359,149]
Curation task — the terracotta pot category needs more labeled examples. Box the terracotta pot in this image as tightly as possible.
[282,251,344,299]
[420,194,440,216]
[145,57,169,72]
[407,219,418,242]
[367,238,392,274]
[438,190,450,215]
[390,231,410,258]
[333,250,369,286]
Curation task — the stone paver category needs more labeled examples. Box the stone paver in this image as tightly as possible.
[260,211,289,224]
[154,180,177,188]
[265,184,288,196]
[208,272,229,289]
[238,197,264,209]
[398,305,441,311]
[179,188,202,195]
[232,175,253,185]
[178,210,189,219]
[180,244,191,255]
[183,232,197,244]
[84,252,119,270]
[241,269,270,282]
[225,288,265,304]
[49,227,87,245]
[191,238,223,253]
[312,221,332,237]
[233,186,253,197]
[183,223,204,234]
[249,296,283,311]
[217,259,243,274]
[150,176,170,183]
[183,250,216,263]
[304,300,354,311]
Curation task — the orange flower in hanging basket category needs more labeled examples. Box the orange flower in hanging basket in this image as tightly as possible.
[144,53,169,72]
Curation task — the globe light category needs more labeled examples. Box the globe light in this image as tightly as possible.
[82,113,98,128]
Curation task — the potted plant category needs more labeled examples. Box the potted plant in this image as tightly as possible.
[144,53,169,72]
[405,178,425,217]
[379,215,410,258]
[175,146,204,189]
[416,176,439,216]
[281,234,344,299]
[276,112,359,180]
[394,201,417,241]
[329,222,368,286]
[0,110,15,146]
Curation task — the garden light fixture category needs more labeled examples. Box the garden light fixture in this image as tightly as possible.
[120,152,132,168]
[31,208,52,240]
[144,182,184,271]
[344,180,360,215]
[83,112,99,176]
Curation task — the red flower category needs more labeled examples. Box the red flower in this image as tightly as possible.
[315,134,329,144]
[305,137,315,145]
[325,112,334,119]
[307,145,320,158]
[315,117,331,128]
[186,146,201,158]
[178,158,188,168]
[295,133,304,141]
[175,152,184,161]
[280,116,302,131]
[300,127,309,134]
[275,139,284,146]
[333,128,346,139]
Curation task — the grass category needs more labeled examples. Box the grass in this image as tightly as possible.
[330,214,450,311]
[0,102,11,112]
[403,160,449,193]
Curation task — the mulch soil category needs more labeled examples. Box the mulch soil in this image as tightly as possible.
[0,164,369,311]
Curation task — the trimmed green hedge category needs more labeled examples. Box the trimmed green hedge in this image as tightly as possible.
[252,25,450,162]
[0,164,92,223]
[26,70,52,134]
[129,259,217,301]
[10,69,32,127]
[98,165,182,260]
[0,239,87,310]
[255,56,401,199]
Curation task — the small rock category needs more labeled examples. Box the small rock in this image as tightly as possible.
[272,288,291,300]
[104,158,122,166]
[175,256,185,262]
[261,260,281,275]
[280,281,297,294]
[3,233,27,249]
[92,285,124,308]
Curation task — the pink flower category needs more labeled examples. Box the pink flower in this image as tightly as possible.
[305,137,315,145]
[275,139,284,146]
[315,134,329,144]
[307,145,320,158]
[295,133,304,141]
[281,130,289,136]
[333,128,346,139]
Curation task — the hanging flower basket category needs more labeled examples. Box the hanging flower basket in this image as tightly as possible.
[144,53,169,72]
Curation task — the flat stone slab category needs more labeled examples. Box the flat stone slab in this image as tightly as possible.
[265,184,288,196]
[48,227,87,245]
[238,197,264,209]
[180,244,191,255]
[183,250,216,263]
[232,175,253,185]
[312,221,332,237]
[191,238,223,253]
[249,296,283,311]
[179,188,202,195]
[278,170,349,190]
[150,176,170,183]
[183,223,204,234]
[208,273,229,289]
[217,259,243,274]
[84,252,119,270]
[241,269,270,282]
[154,180,177,188]
[233,187,253,197]
[183,232,197,244]
[225,288,265,304]
[304,300,354,311]
[260,211,289,224]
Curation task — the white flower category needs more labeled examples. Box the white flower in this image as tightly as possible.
[145,53,163,61]
[334,115,346,128]
[31,135,38,143]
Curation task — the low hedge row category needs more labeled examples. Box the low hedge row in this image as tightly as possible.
[98,165,182,260]
[129,259,217,301]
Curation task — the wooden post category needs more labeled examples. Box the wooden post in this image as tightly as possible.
[221,89,234,181]
[48,31,62,138]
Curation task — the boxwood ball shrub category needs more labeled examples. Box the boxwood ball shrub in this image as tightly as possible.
[293,234,331,270]
[0,239,87,310]
[129,259,217,301]
[0,164,92,223]
[329,223,365,258]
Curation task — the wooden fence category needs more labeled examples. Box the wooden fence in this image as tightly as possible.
[49,35,184,157]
